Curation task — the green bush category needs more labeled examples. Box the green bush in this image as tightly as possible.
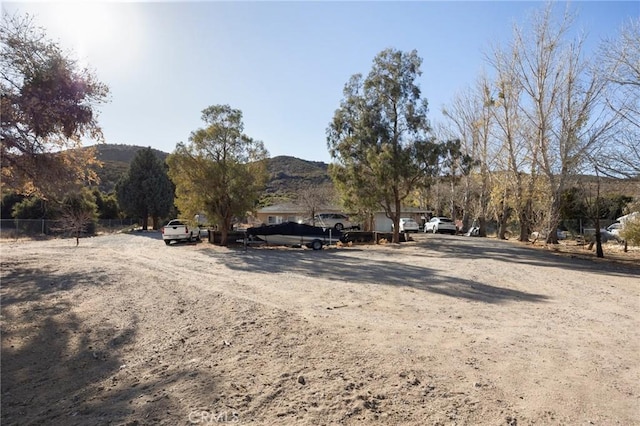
[620,217,640,246]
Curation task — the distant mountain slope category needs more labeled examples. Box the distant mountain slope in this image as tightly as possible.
[90,144,332,199]
[265,155,332,199]
[90,144,169,193]
[94,144,168,163]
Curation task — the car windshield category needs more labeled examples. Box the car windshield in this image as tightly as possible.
[438,218,453,223]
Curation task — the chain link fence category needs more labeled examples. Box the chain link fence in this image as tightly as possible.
[0,218,140,239]
[478,218,620,240]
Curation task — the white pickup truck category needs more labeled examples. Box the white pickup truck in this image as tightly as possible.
[161,219,200,245]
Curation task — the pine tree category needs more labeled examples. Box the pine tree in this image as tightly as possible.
[116,147,174,230]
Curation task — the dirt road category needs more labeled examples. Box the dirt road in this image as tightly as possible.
[1,232,639,425]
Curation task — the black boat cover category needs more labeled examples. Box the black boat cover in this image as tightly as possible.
[246,221,343,238]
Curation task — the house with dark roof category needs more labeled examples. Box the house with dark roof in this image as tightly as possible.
[252,203,432,232]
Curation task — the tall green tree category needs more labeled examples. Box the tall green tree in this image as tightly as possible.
[116,147,173,230]
[1,13,109,199]
[1,193,24,219]
[11,195,55,219]
[167,105,269,246]
[437,138,475,227]
[327,48,441,243]
[92,189,121,220]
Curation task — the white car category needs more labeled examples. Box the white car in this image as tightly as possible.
[161,219,201,245]
[424,217,457,234]
[303,213,359,231]
[607,222,621,237]
[393,217,420,233]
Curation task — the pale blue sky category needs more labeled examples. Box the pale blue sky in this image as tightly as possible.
[4,1,639,163]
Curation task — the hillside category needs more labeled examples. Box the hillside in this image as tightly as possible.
[89,144,639,207]
[264,155,332,202]
[93,144,169,164]
[89,144,169,193]
[90,144,332,199]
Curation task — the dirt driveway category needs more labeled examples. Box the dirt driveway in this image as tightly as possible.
[1,232,639,425]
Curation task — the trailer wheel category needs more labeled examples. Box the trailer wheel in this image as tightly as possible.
[164,240,171,245]
[311,239,323,251]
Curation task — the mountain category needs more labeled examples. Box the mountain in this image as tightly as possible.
[93,144,169,163]
[90,144,332,199]
[264,155,332,201]
[90,144,169,193]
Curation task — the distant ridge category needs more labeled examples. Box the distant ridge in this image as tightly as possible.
[90,144,332,200]
[94,144,168,163]
[265,155,332,197]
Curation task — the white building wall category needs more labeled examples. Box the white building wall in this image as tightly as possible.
[374,213,393,232]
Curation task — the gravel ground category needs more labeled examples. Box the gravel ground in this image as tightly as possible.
[1,231,639,425]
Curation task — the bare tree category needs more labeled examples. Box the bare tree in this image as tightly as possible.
[487,41,536,241]
[442,75,495,236]
[295,183,336,224]
[441,92,476,232]
[58,190,98,246]
[598,18,640,178]
[511,3,616,244]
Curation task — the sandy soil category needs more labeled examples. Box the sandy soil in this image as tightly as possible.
[1,232,639,426]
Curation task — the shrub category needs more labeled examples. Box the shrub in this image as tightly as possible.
[620,217,640,246]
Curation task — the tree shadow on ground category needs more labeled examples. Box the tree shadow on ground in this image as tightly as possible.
[417,234,640,278]
[125,229,163,240]
[201,246,550,304]
[0,265,217,425]
[126,229,208,246]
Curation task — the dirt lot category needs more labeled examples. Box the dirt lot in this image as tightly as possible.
[1,232,639,425]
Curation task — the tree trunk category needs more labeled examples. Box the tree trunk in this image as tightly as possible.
[545,190,561,244]
[449,179,456,221]
[497,202,511,240]
[461,175,472,233]
[478,216,487,237]
[594,222,604,258]
[593,169,604,258]
[519,215,529,241]
[220,215,233,246]
[392,197,402,244]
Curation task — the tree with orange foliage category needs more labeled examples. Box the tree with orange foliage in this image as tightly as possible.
[1,13,109,200]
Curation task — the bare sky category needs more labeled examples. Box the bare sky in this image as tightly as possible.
[4,1,638,162]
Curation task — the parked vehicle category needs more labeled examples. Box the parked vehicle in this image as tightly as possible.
[607,222,621,237]
[424,217,457,234]
[161,219,200,245]
[393,217,420,233]
[531,229,567,241]
[301,213,359,231]
[583,227,619,242]
[246,222,344,250]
